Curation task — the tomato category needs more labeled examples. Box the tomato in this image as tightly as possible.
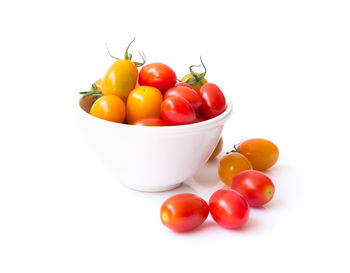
[181,72,208,92]
[237,139,279,171]
[231,170,275,207]
[199,83,226,119]
[180,57,208,92]
[160,193,209,232]
[209,189,249,229]
[218,153,252,185]
[102,39,145,99]
[161,96,196,125]
[175,82,194,89]
[126,86,163,124]
[133,117,166,126]
[90,95,125,123]
[209,137,223,160]
[138,63,177,94]
[164,86,202,111]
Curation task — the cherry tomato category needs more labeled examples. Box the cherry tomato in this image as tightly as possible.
[133,117,166,126]
[175,82,194,89]
[231,170,275,207]
[237,139,279,171]
[161,96,196,125]
[138,63,177,94]
[92,79,102,91]
[218,153,252,185]
[90,95,125,123]
[164,86,202,111]
[209,137,223,160]
[181,72,208,92]
[199,83,226,119]
[102,39,145,99]
[209,189,249,229]
[126,86,163,124]
[160,193,209,232]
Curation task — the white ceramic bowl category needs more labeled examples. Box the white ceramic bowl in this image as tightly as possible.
[78,98,233,192]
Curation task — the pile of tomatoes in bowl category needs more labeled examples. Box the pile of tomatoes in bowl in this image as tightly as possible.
[79,39,226,126]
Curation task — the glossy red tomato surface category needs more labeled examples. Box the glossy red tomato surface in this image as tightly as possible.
[231,170,275,207]
[133,117,167,126]
[138,63,177,94]
[194,113,206,123]
[209,189,249,229]
[160,193,209,232]
[164,86,202,111]
[161,96,196,125]
[199,83,226,119]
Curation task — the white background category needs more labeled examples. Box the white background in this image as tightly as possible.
[1,0,350,272]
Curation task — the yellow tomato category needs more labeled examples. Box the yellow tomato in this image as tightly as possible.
[102,59,138,99]
[126,86,163,124]
[181,72,207,92]
[90,95,125,123]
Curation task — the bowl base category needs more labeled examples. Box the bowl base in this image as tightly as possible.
[122,182,183,192]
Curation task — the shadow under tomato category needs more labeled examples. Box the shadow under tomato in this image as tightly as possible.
[192,160,221,188]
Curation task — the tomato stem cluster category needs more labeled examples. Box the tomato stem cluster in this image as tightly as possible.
[186,56,207,86]
[105,38,146,67]
[226,140,243,154]
[79,83,103,103]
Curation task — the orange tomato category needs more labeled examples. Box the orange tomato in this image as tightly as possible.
[218,153,253,186]
[180,72,207,92]
[126,86,163,124]
[237,139,279,171]
[90,95,125,123]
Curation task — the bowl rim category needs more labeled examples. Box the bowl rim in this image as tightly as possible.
[79,97,233,133]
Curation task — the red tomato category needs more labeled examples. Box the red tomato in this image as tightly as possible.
[160,193,209,232]
[199,83,226,119]
[209,189,249,229]
[231,170,275,207]
[164,86,202,111]
[175,82,195,90]
[138,63,177,94]
[133,117,167,126]
[161,96,196,125]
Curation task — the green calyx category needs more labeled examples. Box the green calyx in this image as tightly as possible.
[79,83,103,103]
[226,140,243,155]
[105,38,146,67]
[185,56,207,86]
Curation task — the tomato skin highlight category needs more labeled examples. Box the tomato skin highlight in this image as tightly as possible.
[102,59,138,99]
[209,189,249,229]
[160,193,209,232]
[161,96,196,125]
[138,63,177,94]
[89,95,125,123]
[237,139,279,171]
[164,86,202,111]
[231,170,275,207]
[199,83,226,119]
[126,86,163,124]
[133,117,166,126]
[218,153,253,185]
